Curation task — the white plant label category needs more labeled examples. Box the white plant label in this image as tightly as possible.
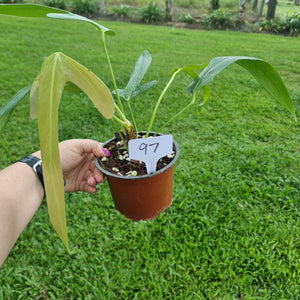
[128,135,173,174]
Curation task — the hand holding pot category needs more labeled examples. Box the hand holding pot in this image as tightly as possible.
[56,139,110,194]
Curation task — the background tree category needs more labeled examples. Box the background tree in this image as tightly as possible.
[211,0,219,10]
[267,0,277,19]
[238,0,248,21]
[97,0,105,16]
[252,0,258,10]
[258,0,266,18]
[165,0,173,21]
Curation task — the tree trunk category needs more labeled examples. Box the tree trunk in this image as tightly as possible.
[252,0,258,10]
[238,0,248,21]
[266,0,277,19]
[97,0,105,16]
[258,0,265,18]
[165,0,173,21]
[211,0,219,10]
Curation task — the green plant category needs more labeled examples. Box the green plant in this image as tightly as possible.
[204,8,234,29]
[256,12,300,36]
[0,0,23,3]
[71,0,98,15]
[281,12,300,36]
[139,2,164,23]
[0,4,297,251]
[43,0,66,9]
[180,13,197,24]
[112,4,131,19]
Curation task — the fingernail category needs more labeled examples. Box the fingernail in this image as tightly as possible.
[94,178,97,186]
[103,148,111,156]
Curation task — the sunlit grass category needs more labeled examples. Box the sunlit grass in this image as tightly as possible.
[0,16,300,298]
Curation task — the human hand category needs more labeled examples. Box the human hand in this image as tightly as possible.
[57,139,110,193]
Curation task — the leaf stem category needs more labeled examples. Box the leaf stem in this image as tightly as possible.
[100,30,125,119]
[156,93,197,133]
[146,69,180,137]
[127,101,138,138]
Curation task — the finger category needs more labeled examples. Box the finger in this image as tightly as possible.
[87,176,97,186]
[93,167,105,184]
[84,184,98,194]
[92,142,111,158]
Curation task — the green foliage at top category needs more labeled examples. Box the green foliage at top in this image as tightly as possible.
[43,0,66,10]
[256,12,300,36]
[204,8,234,29]
[139,2,164,23]
[112,4,131,18]
[71,0,98,15]
[0,3,67,16]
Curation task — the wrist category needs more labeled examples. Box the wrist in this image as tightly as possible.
[17,155,45,197]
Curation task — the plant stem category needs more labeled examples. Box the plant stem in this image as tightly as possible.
[127,101,138,138]
[146,69,180,137]
[111,118,129,151]
[114,103,127,122]
[100,30,125,119]
[112,114,133,134]
[155,93,197,133]
[112,115,128,127]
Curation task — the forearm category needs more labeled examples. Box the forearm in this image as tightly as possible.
[0,152,44,267]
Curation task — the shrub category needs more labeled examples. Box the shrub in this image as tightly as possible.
[112,4,131,19]
[71,0,98,16]
[43,0,66,9]
[282,12,300,36]
[255,18,281,33]
[139,2,164,23]
[204,9,234,29]
[180,13,197,24]
[256,13,300,36]
[0,0,23,3]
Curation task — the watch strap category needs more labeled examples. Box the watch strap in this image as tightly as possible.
[18,155,45,193]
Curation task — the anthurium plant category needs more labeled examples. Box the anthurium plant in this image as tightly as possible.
[0,4,296,251]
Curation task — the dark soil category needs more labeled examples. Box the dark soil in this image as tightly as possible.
[96,133,176,177]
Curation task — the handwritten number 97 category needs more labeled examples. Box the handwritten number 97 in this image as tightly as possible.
[139,142,159,155]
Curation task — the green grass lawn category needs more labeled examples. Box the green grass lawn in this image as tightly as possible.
[0,15,300,299]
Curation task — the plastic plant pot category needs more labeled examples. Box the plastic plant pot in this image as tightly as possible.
[94,133,179,221]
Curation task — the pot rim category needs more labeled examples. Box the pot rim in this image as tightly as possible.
[94,132,180,180]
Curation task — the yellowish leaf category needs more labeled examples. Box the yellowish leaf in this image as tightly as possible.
[30,52,115,251]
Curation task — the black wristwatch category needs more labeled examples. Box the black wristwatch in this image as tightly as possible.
[18,155,45,192]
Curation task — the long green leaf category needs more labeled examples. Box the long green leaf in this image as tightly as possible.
[31,52,115,251]
[0,110,12,133]
[118,50,153,100]
[0,85,31,133]
[0,4,114,36]
[187,56,296,121]
[173,63,208,79]
[131,80,158,98]
[47,13,115,36]
[0,85,31,117]
[0,3,69,17]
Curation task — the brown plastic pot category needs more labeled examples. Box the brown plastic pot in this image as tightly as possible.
[94,133,179,221]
